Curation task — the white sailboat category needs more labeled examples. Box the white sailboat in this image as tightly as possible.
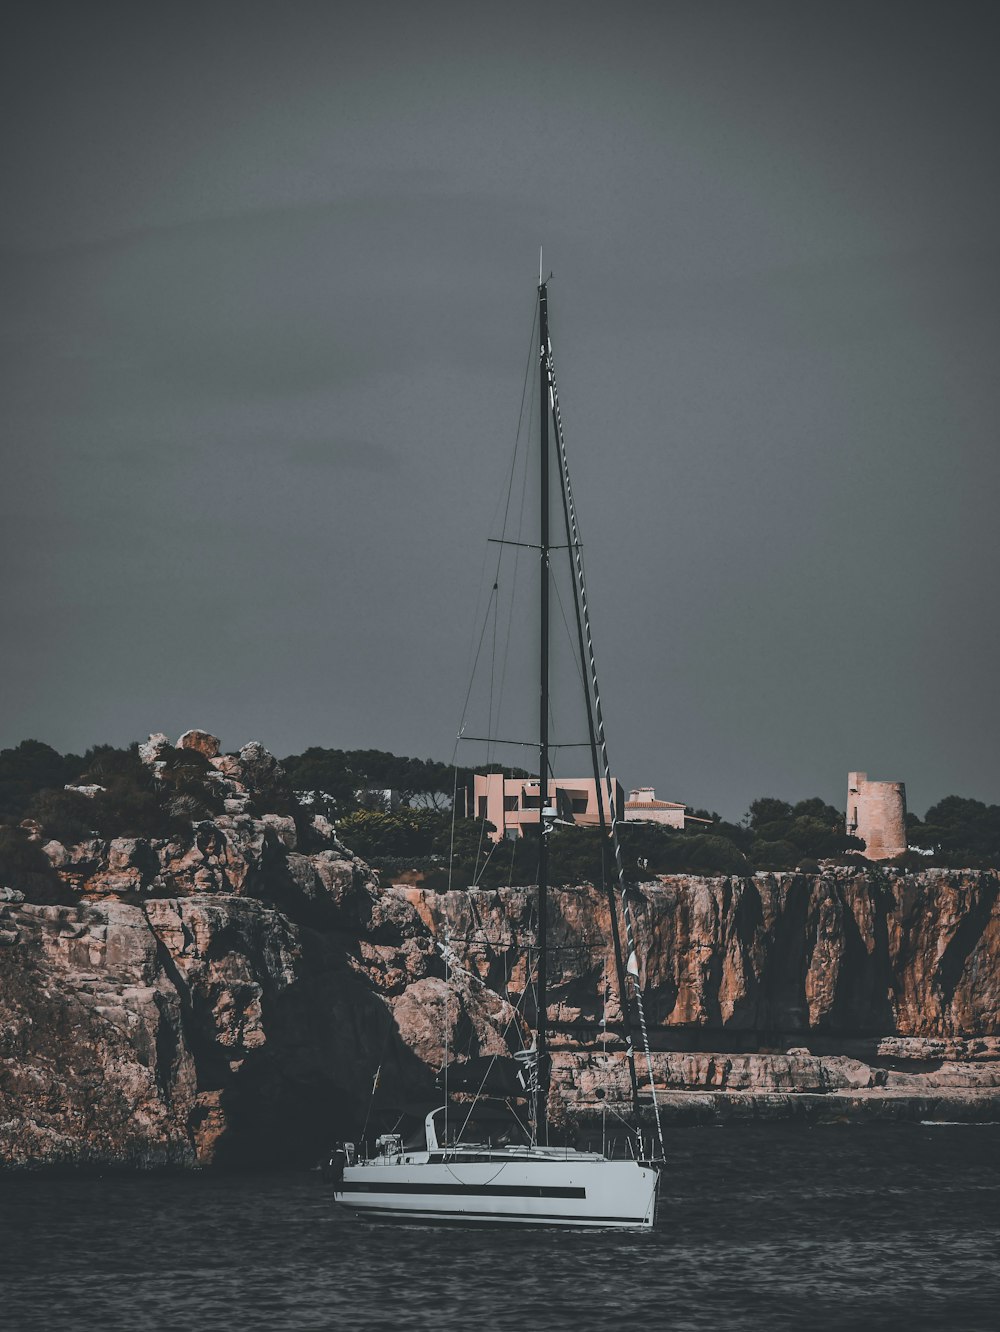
[334,273,664,1228]
[334,1108,658,1229]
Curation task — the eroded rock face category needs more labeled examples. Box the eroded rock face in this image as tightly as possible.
[397,868,1000,1039]
[0,900,198,1169]
[0,892,464,1169]
[1,733,998,1169]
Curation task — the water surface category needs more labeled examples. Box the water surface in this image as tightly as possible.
[2,1123,997,1331]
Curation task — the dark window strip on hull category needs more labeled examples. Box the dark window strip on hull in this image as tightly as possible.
[344,1203,647,1225]
[343,1181,587,1198]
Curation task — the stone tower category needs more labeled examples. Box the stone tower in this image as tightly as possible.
[846,772,907,860]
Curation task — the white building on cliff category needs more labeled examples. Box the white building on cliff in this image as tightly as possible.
[623,788,713,831]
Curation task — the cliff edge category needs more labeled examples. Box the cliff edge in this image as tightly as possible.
[1,733,997,1168]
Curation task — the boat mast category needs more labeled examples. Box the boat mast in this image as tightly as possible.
[536,277,551,1146]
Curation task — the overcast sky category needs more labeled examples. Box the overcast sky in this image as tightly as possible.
[2,1,998,819]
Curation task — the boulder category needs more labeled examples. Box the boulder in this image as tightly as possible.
[138,733,171,766]
[176,730,221,759]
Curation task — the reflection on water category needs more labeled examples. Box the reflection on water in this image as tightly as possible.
[2,1124,998,1331]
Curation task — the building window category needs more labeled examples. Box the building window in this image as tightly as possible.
[478,796,488,818]
[571,797,588,813]
[504,795,519,811]
[522,795,540,809]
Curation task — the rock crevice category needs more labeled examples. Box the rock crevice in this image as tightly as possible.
[1,736,998,1168]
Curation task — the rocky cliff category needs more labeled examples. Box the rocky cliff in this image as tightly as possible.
[399,869,1000,1039]
[1,732,998,1169]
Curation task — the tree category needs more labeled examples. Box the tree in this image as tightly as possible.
[0,824,72,904]
[335,809,450,860]
[24,788,96,845]
[910,796,1000,864]
[0,740,84,821]
[746,798,794,830]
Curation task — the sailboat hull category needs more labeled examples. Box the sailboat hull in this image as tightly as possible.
[335,1155,659,1229]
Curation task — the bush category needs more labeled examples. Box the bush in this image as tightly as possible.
[0,825,72,904]
[683,834,752,876]
[751,839,798,871]
[908,796,1000,865]
[0,740,84,821]
[24,788,96,845]
[336,809,450,860]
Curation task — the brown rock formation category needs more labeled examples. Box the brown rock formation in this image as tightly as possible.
[0,889,474,1169]
[397,869,1000,1039]
[1,733,998,1170]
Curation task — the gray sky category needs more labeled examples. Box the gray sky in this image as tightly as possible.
[2,1,998,820]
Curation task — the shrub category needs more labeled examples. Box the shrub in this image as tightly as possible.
[337,809,450,860]
[751,839,798,871]
[0,825,72,904]
[0,740,85,821]
[24,788,96,846]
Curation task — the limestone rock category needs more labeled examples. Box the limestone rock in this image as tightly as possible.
[210,754,244,780]
[138,733,171,766]
[389,973,512,1071]
[238,741,285,789]
[41,841,69,867]
[4,732,999,1172]
[0,891,446,1170]
[0,900,198,1169]
[396,869,1000,1040]
[260,814,297,851]
[176,730,221,759]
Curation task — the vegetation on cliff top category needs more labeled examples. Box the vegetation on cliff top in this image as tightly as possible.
[2,738,1000,899]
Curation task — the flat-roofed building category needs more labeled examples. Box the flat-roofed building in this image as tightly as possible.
[471,773,623,841]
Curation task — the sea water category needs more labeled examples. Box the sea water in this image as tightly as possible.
[2,1123,997,1331]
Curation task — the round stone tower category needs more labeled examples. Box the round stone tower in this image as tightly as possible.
[846,772,907,860]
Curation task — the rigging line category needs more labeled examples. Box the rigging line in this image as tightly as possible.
[474,296,538,623]
[452,300,537,833]
[553,371,638,1117]
[502,1097,532,1143]
[451,581,499,763]
[485,297,537,619]
[491,298,539,558]
[359,1021,394,1146]
[446,763,460,896]
[471,562,503,885]
[456,953,529,1142]
[490,318,538,769]
[506,821,518,890]
[463,538,494,706]
[443,921,449,1146]
[549,569,589,695]
[468,678,502,888]
[548,343,666,1160]
[472,834,502,889]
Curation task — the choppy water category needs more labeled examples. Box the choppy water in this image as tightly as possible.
[2,1124,998,1331]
